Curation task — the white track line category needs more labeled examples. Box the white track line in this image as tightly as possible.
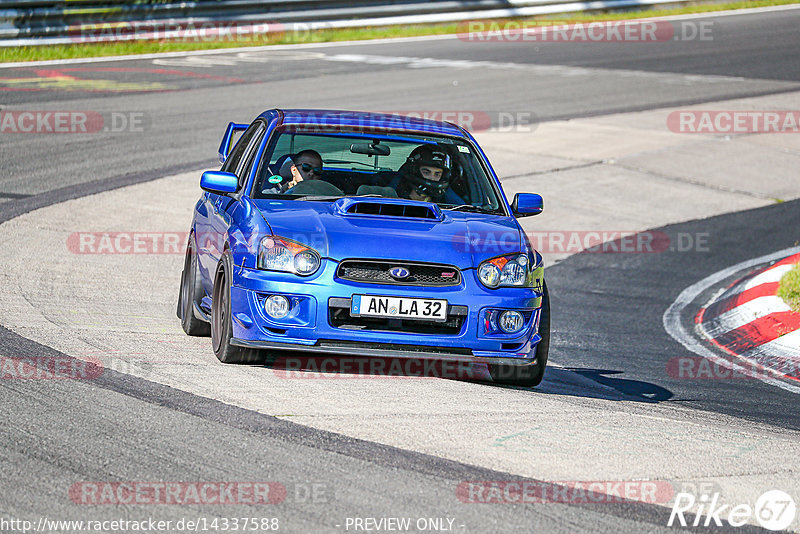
[663,246,800,395]
[1,4,799,68]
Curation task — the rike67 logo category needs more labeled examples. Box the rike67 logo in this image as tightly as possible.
[668,490,797,531]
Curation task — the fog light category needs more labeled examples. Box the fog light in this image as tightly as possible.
[265,295,290,319]
[498,311,524,334]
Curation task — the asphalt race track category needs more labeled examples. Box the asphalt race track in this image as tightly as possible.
[1,6,800,533]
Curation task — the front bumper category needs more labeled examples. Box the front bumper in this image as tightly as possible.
[228,259,544,366]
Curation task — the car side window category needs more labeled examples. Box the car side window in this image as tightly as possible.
[235,125,266,189]
[221,121,262,176]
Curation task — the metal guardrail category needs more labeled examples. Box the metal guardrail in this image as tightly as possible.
[0,0,691,46]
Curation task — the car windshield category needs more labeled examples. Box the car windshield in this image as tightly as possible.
[251,128,505,214]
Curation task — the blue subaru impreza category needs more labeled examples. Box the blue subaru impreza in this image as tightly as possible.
[178,109,549,386]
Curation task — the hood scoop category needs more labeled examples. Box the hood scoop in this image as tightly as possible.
[333,197,443,221]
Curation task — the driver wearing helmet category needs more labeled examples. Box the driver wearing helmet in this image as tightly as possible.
[397,145,451,203]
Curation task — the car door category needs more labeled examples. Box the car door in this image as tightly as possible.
[197,121,264,292]
[206,122,267,279]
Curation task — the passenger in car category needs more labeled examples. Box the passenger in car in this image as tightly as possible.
[282,149,324,191]
[262,149,327,195]
[395,145,463,204]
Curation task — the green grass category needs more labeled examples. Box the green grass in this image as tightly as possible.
[778,264,800,312]
[2,0,798,63]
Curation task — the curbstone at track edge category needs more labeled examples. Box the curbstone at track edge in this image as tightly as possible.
[696,253,800,380]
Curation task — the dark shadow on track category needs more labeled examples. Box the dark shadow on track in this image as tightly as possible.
[559,368,673,402]
[260,354,673,402]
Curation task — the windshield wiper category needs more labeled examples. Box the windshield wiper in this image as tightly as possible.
[442,204,496,214]
[292,195,344,201]
[324,160,379,169]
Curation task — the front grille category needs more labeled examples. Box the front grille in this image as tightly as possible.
[337,260,461,286]
[328,298,468,335]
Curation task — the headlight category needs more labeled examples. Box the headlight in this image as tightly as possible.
[258,236,321,276]
[478,253,534,288]
[478,262,502,288]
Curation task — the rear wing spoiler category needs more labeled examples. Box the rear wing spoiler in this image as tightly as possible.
[218,122,249,164]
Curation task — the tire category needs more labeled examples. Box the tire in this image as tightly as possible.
[211,252,265,364]
[489,282,550,387]
[178,238,211,337]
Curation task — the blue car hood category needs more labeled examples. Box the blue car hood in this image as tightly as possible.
[251,199,522,269]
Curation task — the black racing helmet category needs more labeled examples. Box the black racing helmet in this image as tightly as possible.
[401,145,452,199]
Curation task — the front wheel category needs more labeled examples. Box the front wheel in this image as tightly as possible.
[211,253,265,364]
[489,283,550,387]
[178,238,210,337]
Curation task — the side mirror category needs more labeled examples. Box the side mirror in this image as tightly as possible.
[511,193,543,217]
[201,171,239,194]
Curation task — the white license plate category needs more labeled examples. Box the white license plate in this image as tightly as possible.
[351,295,448,322]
